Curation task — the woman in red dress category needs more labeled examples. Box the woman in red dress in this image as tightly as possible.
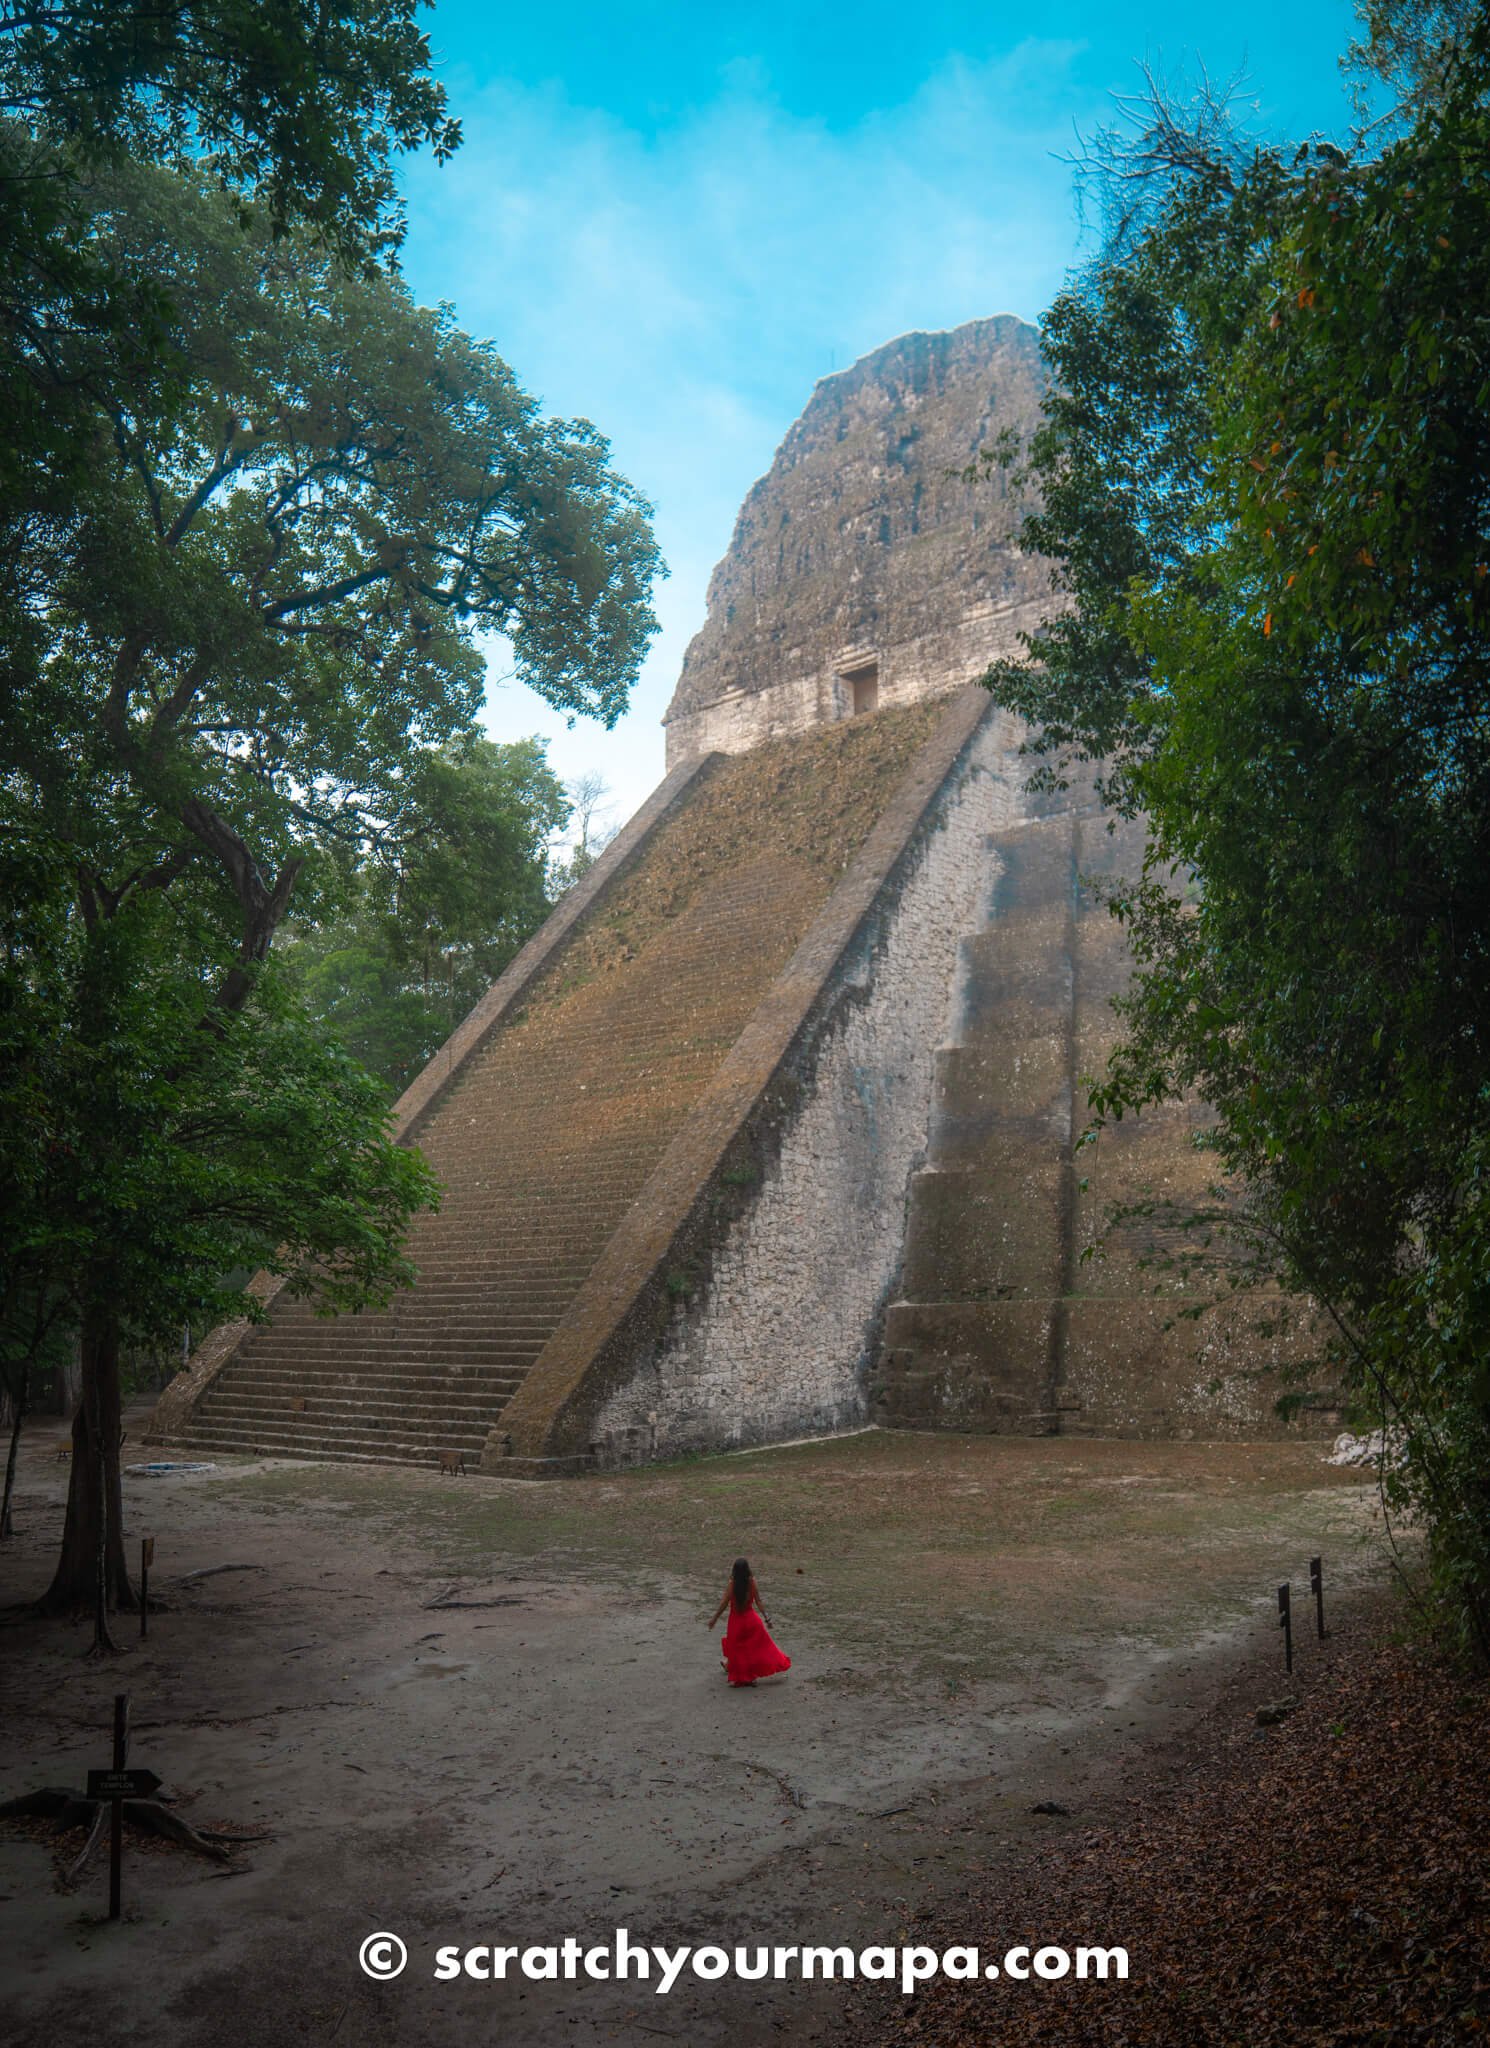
[708,1557,791,1686]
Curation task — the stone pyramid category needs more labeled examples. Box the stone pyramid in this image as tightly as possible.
[151,317,1327,1474]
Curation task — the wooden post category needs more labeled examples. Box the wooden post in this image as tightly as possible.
[1309,1555,1326,1639]
[108,1693,129,1921]
[1278,1582,1293,1675]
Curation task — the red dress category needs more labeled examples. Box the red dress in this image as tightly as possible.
[721,1599,791,1686]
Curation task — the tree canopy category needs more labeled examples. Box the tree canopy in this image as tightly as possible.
[0,14,663,1624]
[282,735,571,1090]
[0,0,460,537]
[6,155,658,1133]
[0,0,459,256]
[988,10,1490,1656]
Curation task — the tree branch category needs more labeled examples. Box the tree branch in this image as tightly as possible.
[163,416,246,546]
[263,562,390,621]
[177,797,305,1011]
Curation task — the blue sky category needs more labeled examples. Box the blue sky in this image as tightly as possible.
[400,1,1366,839]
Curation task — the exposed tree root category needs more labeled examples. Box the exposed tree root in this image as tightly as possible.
[65,1803,109,1886]
[0,1786,273,1877]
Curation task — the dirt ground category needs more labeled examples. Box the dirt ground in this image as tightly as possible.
[0,1408,1388,2047]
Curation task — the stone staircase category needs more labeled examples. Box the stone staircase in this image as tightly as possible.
[174,703,945,1470]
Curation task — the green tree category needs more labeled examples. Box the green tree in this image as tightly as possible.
[0,845,79,1543]
[283,736,571,1090]
[547,770,617,895]
[0,2,460,555]
[0,1,457,252]
[4,162,661,1623]
[2,845,439,1640]
[989,18,1490,1655]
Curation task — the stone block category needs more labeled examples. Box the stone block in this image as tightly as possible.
[1058,1297,1330,1438]
[876,1300,1056,1429]
[900,1161,1064,1300]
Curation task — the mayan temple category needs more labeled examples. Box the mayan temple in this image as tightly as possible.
[150,314,1320,1475]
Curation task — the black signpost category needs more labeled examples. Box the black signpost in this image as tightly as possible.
[95,1695,130,1920]
[1310,1554,1327,1640]
[82,1699,168,1916]
[1278,1581,1293,1675]
[140,1536,155,1640]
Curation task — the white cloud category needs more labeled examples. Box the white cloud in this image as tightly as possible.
[399,41,1096,825]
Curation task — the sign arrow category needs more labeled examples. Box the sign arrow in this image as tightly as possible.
[87,1768,163,1801]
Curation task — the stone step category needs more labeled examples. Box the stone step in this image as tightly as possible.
[414,1175,652,1190]
[230,1350,543,1378]
[401,1196,638,1224]
[394,1269,594,1286]
[211,1373,524,1404]
[414,1156,658,1177]
[406,1219,618,1236]
[410,1244,605,1261]
[207,1376,527,1404]
[252,1296,562,1316]
[192,1414,508,1448]
[406,1253,598,1269]
[409,1167,647,1195]
[408,1169,655,1188]
[199,1387,521,1423]
[273,1284,579,1305]
[201,1368,522,1398]
[223,1357,529,1381]
[265,1286,584,1315]
[180,1417,503,1460]
[391,1240,612,1261]
[175,1435,490,1472]
[217,1351,528,1384]
[236,1326,549,1352]
[230,1355,543,1382]
[229,1365,543,1392]
[208,1358,525,1383]
[229,1331,538,1355]
[238,1323,557,1348]
[387,1281,583,1299]
[380,1309,560,1328]
[189,1392,510,1425]
[398,1217,625,1236]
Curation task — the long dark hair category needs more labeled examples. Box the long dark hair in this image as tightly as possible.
[731,1557,751,1612]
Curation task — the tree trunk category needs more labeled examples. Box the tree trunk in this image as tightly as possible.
[54,1331,82,1416]
[0,1357,28,1539]
[39,1304,135,1618]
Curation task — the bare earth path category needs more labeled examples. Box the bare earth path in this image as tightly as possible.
[0,1415,1383,2046]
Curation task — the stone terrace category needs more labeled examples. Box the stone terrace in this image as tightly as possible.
[176,700,946,1470]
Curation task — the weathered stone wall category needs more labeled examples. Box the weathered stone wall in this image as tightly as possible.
[1059,817,1332,1435]
[587,705,1034,1460]
[872,809,1337,1440]
[662,598,1043,764]
[664,316,1053,766]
